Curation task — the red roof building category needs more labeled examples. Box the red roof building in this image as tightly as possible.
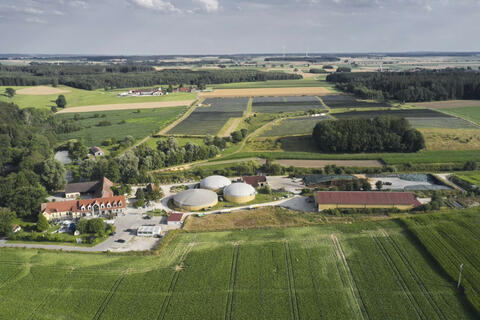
[314,191,421,211]
[168,213,184,225]
[41,195,126,221]
[241,176,267,188]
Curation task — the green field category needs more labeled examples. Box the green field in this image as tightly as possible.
[212,77,333,89]
[0,216,477,319]
[0,85,196,110]
[57,107,187,147]
[260,117,326,137]
[455,171,480,186]
[442,107,480,125]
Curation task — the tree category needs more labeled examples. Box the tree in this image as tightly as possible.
[5,88,15,98]
[76,219,88,234]
[0,208,16,237]
[38,158,66,192]
[375,180,383,190]
[136,188,145,200]
[36,213,49,232]
[231,131,243,143]
[87,218,105,235]
[55,95,67,108]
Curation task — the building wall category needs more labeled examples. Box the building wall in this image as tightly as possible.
[65,192,80,199]
[44,208,125,221]
[224,194,255,204]
[173,199,218,211]
[317,204,415,211]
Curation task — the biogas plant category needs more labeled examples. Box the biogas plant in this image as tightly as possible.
[172,176,257,211]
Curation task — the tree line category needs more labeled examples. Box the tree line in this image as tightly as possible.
[0,65,301,90]
[326,69,480,102]
[312,117,425,153]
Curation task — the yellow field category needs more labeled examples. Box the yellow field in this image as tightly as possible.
[56,100,195,113]
[420,128,480,150]
[199,87,331,98]
[16,86,70,95]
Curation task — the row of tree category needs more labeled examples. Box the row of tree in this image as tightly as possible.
[312,117,425,153]
[0,65,301,90]
[326,69,480,102]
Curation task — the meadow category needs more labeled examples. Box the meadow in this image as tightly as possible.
[212,77,332,89]
[56,107,187,147]
[0,85,196,110]
[260,117,327,137]
[0,215,477,319]
[441,106,480,125]
[168,98,248,135]
[455,171,480,186]
[322,94,390,108]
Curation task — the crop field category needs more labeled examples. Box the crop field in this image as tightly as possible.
[199,87,332,98]
[252,96,324,113]
[57,107,186,146]
[0,217,477,319]
[168,98,248,135]
[455,171,480,186]
[0,85,196,110]
[413,100,480,109]
[260,116,328,137]
[419,128,480,151]
[402,210,480,312]
[440,107,480,125]
[321,94,391,109]
[212,77,331,89]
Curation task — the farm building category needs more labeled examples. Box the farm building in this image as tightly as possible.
[200,175,231,193]
[242,175,268,188]
[173,189,218,211]
[304,175,358,187]
[137,225,161,237]
[64,177,115,199]
[91,146,105,157]
[41,195,126,221]
[168,213,184,226]
[224,183,256,204]
[314,191,421,211]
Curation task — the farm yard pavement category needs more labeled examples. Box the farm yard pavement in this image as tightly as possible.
[199,87,332,98]
[56,100,195,113]
[16,85,70,95]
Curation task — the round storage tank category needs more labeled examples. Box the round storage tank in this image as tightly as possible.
[173,189,218,211]
[200,175,231,193]
[223,183,256,204]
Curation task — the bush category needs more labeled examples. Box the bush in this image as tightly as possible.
[36,214,49,232]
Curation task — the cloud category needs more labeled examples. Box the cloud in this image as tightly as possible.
[129,0,180,12]
[194,0,219,12]
[25,16,47,23]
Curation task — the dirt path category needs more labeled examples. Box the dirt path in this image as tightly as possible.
[57,100,195,114]
[218,117,243,137]
[158,99,202,135]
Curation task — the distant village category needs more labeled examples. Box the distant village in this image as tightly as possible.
[118,86,196,97]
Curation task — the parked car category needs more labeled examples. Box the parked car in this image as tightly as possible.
[115,239,126,243]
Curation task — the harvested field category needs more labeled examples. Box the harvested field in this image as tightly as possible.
[275,159,383,168]
[16,85,70,95]
[419,128,480,150]
[252,96,324,113]
[322,94,390,109]
[413,100,480,109]
[199,87,331,98]
[56,100,194,113]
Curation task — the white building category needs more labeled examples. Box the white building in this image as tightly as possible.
[137,225,161,237]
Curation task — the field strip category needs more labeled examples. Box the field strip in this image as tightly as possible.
[379,229,447,320]
[284,241,301,320]
[224,244,240,320]
[56,100,195,114]
[316,96,330,110]
[434,109,480,128]
[369,232,425,319]
[199,87,332,98]
[246,97,253,115]
[161,99,202,135]
[16,86,70,95]
[92,272,126,320]
[157,242,196,320]
[413,100,480,109]
[275,159,383,168]
[218,117,243,137]
[304,246,324,315]
[330,234,369,320]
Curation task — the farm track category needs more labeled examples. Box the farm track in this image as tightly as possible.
[160,99,202,135]
[156,242,196,320]
[330,234,369,320]
[369,232,426,319]
[92,273,126,320]
[284,241,301,320]
[379,229,447,320]
[224,244,240,320]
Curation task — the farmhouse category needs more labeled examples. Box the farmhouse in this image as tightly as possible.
[41,195,126,221]
[65,177,115,199]
[314,191,421,211]
[137,225,161,237]
[241,175,267,188]
[168,213,184,226]
[91,146,105,157]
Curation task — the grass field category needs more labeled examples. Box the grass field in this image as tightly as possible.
[199,87,332,98]
[441,107,480,125]
[57,107,187,147]
[0,215,477,319]
[212,77,332,89]
[455,171,480,186]
[419,128,480,151]
[0,85,196,110]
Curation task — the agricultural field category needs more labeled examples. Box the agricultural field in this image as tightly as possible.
[212,77,331,89]
[321,94,391,109]
[56,107,187,147]
[333,109,477,129]
[413,100,480,109]
[440,106,480,125]
[0,217,477,319]
[0,85,196,110]
[455,171,480,186]
[199,87,332,98]
[402,210,480,312]
[260,116,329,137]
[168,98,248,135]
[419,128,480,151]
[252,96,324,113]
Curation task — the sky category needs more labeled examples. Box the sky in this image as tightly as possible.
[0,0,479,55]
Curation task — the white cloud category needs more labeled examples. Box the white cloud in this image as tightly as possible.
[25,16,47,23]
[194,0,219,12]
[130,0,180,12]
